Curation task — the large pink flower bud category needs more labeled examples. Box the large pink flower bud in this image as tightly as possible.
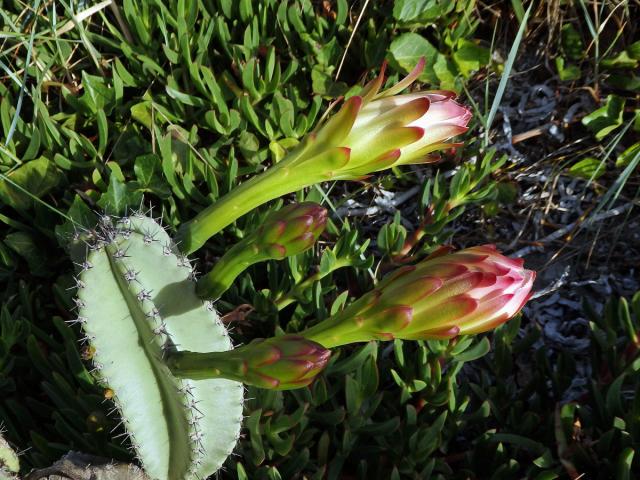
[301,245,535,348]
[179,59,472,253]
[296,58,472,179]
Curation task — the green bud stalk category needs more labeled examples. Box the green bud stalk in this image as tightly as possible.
[196,203,327,299]
[167,335,331,390]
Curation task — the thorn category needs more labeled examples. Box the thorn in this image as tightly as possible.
[90,363,103,374]
[66,316,87,325]
[88,241,104,252]
[188,269,199,282]
[178,383,195,397]
[112,431,131,440]
[66,277,86,290]
[152,321,168,336]
[74,260,94,271]
[143,230,158,245]
[113,246,130,259]
[137,289,153,302]
[79,333,96,344]
[189,400,204,416]
[123,268,139,283]
[73,298,86,309]
[99,213,114,225]
[146,307,160,319]
[177,255,192,268]
[162,244,173,256]
[204,301,216,312]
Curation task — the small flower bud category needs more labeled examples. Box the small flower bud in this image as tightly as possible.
[167,335,331,390]
[196,203,327,299]
[257,203,327,259]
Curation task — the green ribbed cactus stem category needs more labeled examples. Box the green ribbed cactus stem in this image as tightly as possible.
[73,213,243,480]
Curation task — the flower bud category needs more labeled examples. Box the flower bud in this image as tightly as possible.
[290,59,472,180]
[258,202,328,259]
[179,59,471,254]
[167,335,331,390]
[196,203,327,299]
[301,245,535,348]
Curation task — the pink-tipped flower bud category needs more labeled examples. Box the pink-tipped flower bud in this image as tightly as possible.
[179,59,471,254]
[196,203,327,299]
[301,245,535,348]
[168,335,331,390]
[259,202,328,259]
[293,58,472,180]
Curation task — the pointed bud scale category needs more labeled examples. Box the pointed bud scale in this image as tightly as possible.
[301,245,535,348]
[256,203,327,257]
[168,335,331,390]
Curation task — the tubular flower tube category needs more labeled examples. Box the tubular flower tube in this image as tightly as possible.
[166,335,331,390]
[300,245,535,349]
[178,58,471,254]
[196,202,327,299]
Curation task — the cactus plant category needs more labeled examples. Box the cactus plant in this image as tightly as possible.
[74,213,243,480]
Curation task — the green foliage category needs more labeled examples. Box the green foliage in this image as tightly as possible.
[582,95,626,141]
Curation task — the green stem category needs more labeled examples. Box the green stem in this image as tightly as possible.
[274,272,323,310]
[196,242,266,300]
[274,261,350,310]
[177,165,287,254]
[167,350,243,382]
[300,312,371,349]
[177,139,323,254]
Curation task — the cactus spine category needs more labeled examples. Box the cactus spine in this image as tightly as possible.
[74,213,243,480]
